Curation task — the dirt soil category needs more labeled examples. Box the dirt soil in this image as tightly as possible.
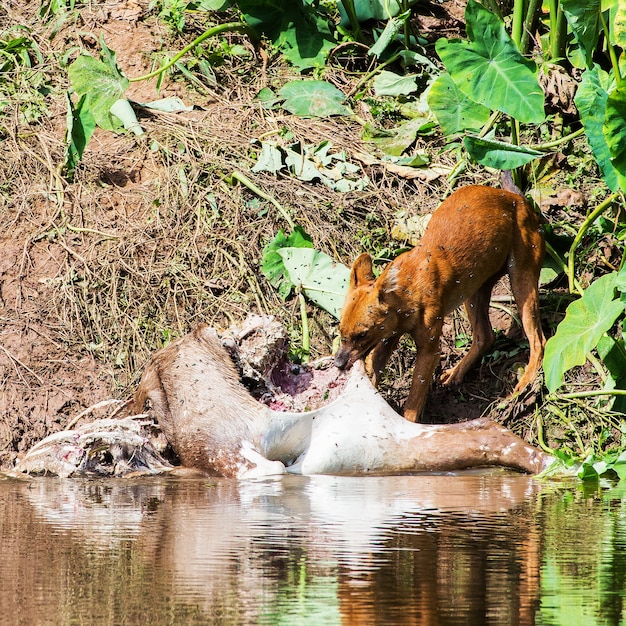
[0,0,605,471]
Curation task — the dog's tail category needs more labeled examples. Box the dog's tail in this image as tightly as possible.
[500,170,523,196]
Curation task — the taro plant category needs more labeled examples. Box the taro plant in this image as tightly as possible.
[538,2,626,410]
[425,1,626,410]
[427,0,550,171]
[0,27,52,125]
[261,227,349,362]
[64,17,250,176]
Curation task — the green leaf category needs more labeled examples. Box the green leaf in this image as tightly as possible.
[110,99,143,135]
[278,248,349,319]
[616,259,626,291]
[284,144,322,181]
[427,72,490,135]
[68,53,129,132]
[255,87,281,109]
[279,25,336,69]
[605,84,626,177]
[577,456,600,480]
[544,272,625,392]
[64,92,96,180]
[195,0,231,9]
[575,65,626,191]
[615,2,626,49]
[368,10,410,58]
[338,0,403,22]
[286,142,367,191]
[463,136,543,169]
[610,455,626,480]
[597,334,626,412]
[367,117,427,156]
[435,0,545,124]
[251,140,368,191]
[560,0,601,68]
[251,141,284,174]
[373,70,418,96]
[279,80,351,117]
[237,0,336,69]
[262,227,313,300]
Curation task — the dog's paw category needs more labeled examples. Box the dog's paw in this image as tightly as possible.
[439,367,462,387]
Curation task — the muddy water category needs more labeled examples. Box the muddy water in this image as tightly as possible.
[1,472,625,626]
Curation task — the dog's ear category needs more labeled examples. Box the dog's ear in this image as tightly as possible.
[350,253,374,288]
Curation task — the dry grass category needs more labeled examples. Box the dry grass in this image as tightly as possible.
[0,4,463,418]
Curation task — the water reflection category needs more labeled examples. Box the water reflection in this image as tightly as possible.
[1,473,625,625]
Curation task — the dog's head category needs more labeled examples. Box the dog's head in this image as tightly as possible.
[334,253,399,369]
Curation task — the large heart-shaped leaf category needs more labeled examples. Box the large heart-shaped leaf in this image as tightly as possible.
[435,0,545,124]
[615,2,626,49]
[278,248,349,319]
[464,136,543,169]
[68,53,129,132]
[373,70,418,96]
[544,272,624,392]
[604,84,626,177]
[279,80,351,117]
[238,0,335,69]
[575,65,626,191]
[560,0,601,68]
[262,228,313,299]
[64,92,96,179]
[278,24,336,69]
[427,72,490,135]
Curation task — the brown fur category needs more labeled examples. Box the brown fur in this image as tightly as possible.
[131,324,267,476]
[335,183,546,422]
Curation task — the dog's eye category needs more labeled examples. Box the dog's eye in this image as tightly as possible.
[354,331,368,342]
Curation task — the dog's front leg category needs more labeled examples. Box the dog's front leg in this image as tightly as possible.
[367,334,401,387]
[403,326,442,422]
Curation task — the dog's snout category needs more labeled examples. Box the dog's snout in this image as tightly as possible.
[334,349,350,370]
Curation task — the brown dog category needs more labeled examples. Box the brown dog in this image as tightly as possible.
[334,180,546,422]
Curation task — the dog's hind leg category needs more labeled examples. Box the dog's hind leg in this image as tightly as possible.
[440,276,499,387]
[509,208,546,394]
[509,261,545,394]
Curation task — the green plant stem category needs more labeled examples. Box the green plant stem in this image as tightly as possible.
[600,9,622,87]
[299,292,310,363]
[535,411,555,455]
[340,0,364,41]
[230,171,295,229]
[478,110,502,138]
[558,389,626,400]
[129,21,250,83]
[348,51,401,98]
[445,157,467,187]
[535,127,584,151]
[567,192,620,294]
[547,0,567,61]
[511,118,520,147]
[587,351,608,384]
[550,403,587,454]
[511,0,525,49]
[521,0,542,55]
[545,240,583,293]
